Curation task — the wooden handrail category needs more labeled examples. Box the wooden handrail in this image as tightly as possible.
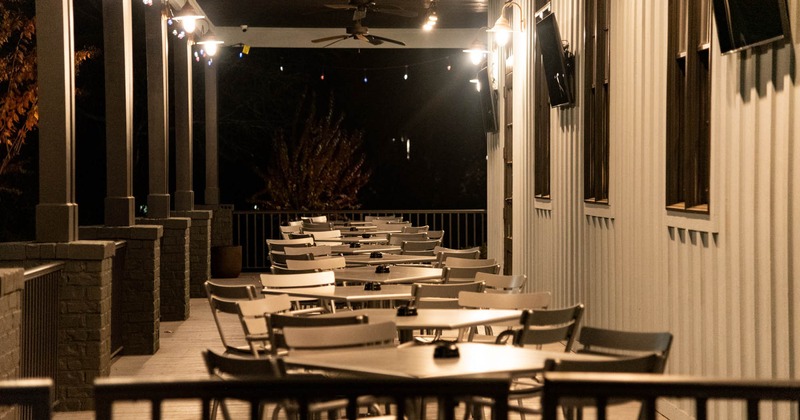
[542,372,800,420]
[95,376,511,420]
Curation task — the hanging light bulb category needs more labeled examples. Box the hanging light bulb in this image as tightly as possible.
[320,67,326,80]
[172,1,205,34]
[463,38,489,65]
[404,66,408,80]
[196,31,223,56]
[363,69,368,84]
[447,57,452,71]
[142,0,153,5]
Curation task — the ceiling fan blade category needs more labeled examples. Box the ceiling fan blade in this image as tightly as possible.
[312,35,349,43]
[372,7,418,17]
[322,36,351,48]
[369,35,406,46]
[324,3,357,9]
[356,34,371,43]
[365,35,384,45]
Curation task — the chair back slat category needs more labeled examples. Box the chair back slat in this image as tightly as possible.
[514,304,585,351]
[458,291,551,310]
[267,313,368,355]
[282,321,396,351]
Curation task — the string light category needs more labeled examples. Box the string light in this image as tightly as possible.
[404,66,408,80]
[423,2,438,31]
[363,69,368,83]
[447,57,452,71]
[142,0,153,5]
[320,67,326,80]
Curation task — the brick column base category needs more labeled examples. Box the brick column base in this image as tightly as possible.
[138,218,191,321]
[79,225,163,355]
[172,210,212,298]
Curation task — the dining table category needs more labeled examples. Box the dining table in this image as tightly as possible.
[330,244,401,255]
[315,236,390,244]
[333,265,442,284]
[344,254,437,266]
[284,342,612,379]
[319,308,522,342]
[262,285,413,313]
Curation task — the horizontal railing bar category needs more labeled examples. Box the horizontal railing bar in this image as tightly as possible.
[23,262,66,282]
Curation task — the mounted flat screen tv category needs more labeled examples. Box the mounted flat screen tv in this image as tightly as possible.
[536,12,574,108]
[712,0,791,54]
[476,65,498,133]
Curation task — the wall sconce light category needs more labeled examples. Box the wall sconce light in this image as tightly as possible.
[196,31,224,56]
[172,1,205,33]
[487,1,525,47]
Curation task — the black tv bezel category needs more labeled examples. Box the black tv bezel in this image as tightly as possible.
[476,64,499,134]
[712,0,791,55]
[535,12,574,108]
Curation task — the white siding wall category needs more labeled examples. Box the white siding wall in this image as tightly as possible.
[490,0,800,418]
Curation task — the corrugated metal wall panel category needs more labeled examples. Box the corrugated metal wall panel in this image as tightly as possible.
[490,0,800,417]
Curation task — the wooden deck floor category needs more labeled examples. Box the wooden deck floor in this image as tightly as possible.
[52,273,654,419]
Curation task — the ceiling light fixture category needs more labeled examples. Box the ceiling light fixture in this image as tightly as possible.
[172,1,205,33]
[195,31,224,56]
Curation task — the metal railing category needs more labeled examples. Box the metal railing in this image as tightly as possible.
[233,210,487,271]
[542,372,800,420]
[21,263,63,419]
[0,378,53,420]
[95,376,510,420]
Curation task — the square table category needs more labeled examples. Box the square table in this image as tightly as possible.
[285,342,611,379]
[334,266,442,284]
[331,244,401,255]
[320,308,521,342]
[344,254,437,266]
[263,285,412,313]
[316,236,390,244]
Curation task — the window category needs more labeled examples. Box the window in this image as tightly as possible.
[584,0,609,203]
[666,0,711,212]
[534,15,551,199]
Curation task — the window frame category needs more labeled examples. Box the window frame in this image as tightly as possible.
[666,0,712,213]
[583,0,610,204]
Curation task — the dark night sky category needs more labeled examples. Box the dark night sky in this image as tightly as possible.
[57,2,490,226]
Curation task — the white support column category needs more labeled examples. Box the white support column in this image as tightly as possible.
[35,0,78,242]
[204,62,220,205]
[102,0,135,226]
[173,34,194,211]
[485,0,505,265]
[145,2,171,219]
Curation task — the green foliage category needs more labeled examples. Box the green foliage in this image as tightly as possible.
[250,94,371,210]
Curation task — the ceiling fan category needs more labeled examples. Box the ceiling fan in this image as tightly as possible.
[323,0,418,21]
[311,20,406,47]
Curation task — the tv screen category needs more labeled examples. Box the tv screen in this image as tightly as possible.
[712,0,791,54]
[476,65,498,133]
[536,12,574,108]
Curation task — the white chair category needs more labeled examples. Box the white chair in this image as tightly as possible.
[285,256,346,272]
[411,281,485,310]
[282,321,397,351]
[302,221,334,232]
[279,225,302,239]
[266,237,314,253]
[442,263,501,283]
[204,281,259,354]
[443,257,497,267]
[401,225,429,233]
[261,271,338,313]
[283,245,332,257]
[433,246,480,267]
[400,240,440,256]
[310,230,343,245]
[476,272,528,293]
[458,290,552,342]
[426,230,445,241]
[235,295,293,356]
[387,232,427,245]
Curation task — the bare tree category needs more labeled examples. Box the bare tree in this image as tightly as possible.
[250,94,371,210]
